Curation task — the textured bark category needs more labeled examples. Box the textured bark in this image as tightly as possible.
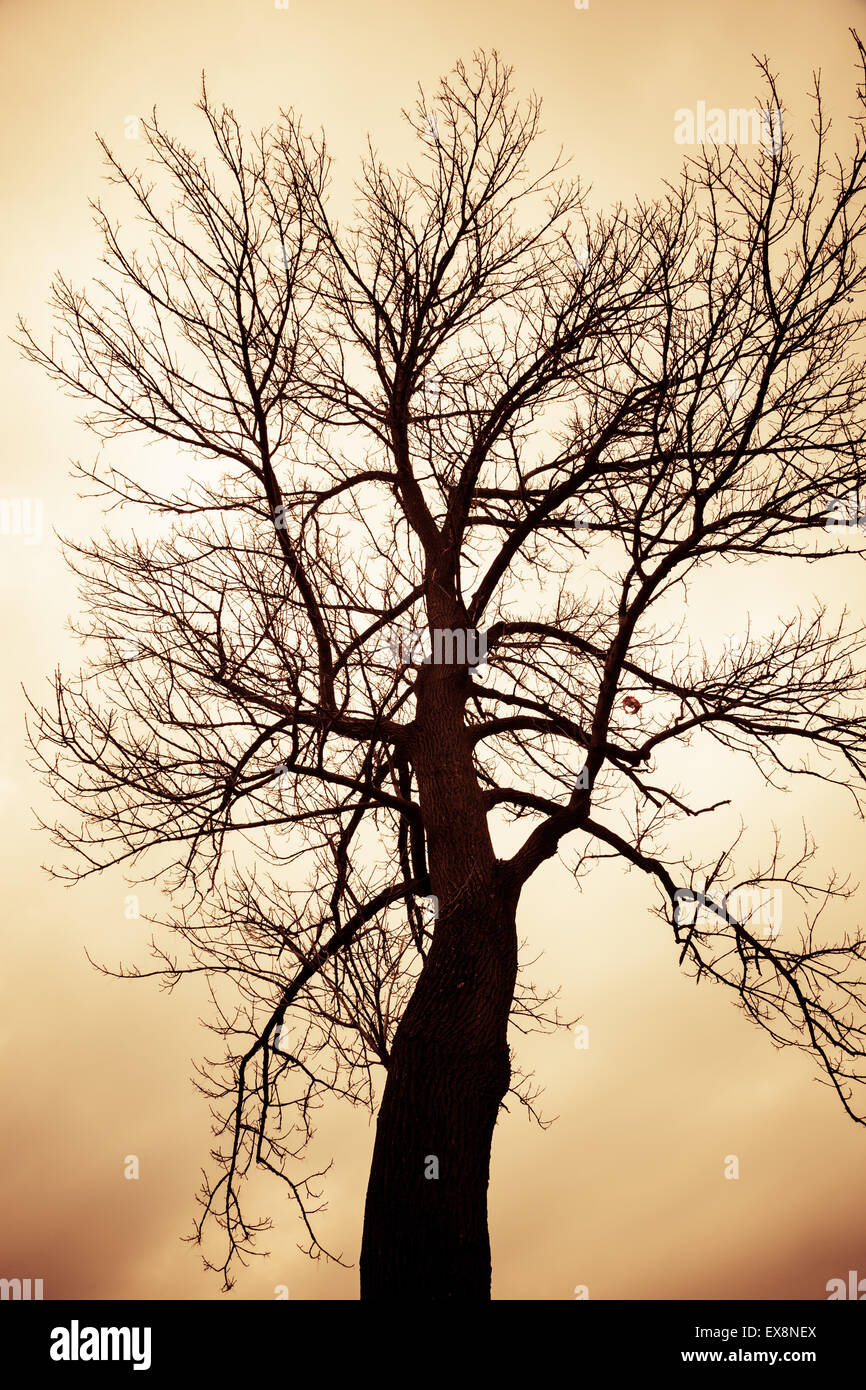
[360,650,519,1300]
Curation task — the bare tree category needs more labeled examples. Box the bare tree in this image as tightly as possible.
[18,37,866,1300]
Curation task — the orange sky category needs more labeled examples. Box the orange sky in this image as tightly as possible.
[1,0,865,1300]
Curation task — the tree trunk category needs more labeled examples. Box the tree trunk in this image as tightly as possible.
[359,654,519,1300]
[359,870,518,1300]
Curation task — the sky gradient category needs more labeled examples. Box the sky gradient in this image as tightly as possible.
[1,0,865,1300]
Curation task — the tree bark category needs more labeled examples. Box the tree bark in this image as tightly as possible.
[359,872,518,1299]
[359,655,519,1301]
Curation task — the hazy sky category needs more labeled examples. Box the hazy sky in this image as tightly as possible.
[2,0,866,1300]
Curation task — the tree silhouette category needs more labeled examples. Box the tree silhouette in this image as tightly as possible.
[19,39,866,1300]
